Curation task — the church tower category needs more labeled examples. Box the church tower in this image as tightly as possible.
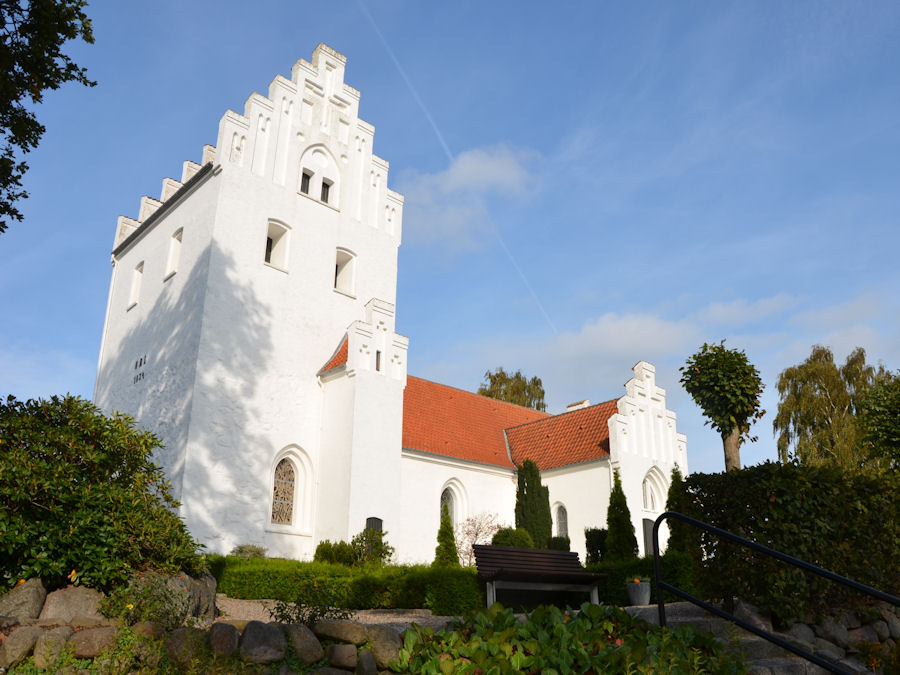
[94,45,408,558]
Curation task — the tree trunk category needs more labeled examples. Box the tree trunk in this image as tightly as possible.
[722,427,742,472]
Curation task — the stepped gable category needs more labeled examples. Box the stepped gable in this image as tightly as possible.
[506,400,618,470]
[402,376,549,468]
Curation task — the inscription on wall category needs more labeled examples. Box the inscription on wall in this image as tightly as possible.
[133,353,148,384]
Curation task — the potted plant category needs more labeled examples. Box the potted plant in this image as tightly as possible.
[626,575,651,606]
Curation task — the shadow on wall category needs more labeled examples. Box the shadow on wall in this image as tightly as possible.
[94,240,274,552]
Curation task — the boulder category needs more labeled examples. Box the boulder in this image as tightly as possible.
[366,624,402,669]
[873,619,890,642]
[164,626,207,667]
[356,647,378,674]
[167,571,218,621]
[284,623,324,664]
[40,585,105,622]
[68,625,117,658]
[0,579,46,621]
[327,642,357,669]
[314,619,368,645]
[816,618,851,649]
[733,599,772,634]
[239,620,286,664]
[209,621,240,656]
[814,637,844,658]
[0,625,43,669]
[848,624,878,645]
[889,612,900,640]
[785,622,815,646]
[219,618,249,633]
[33,625,74,670]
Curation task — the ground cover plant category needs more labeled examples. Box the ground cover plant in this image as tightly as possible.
[391,602,746,674]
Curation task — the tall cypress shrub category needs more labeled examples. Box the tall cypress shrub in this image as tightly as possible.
[514,459,552,549]
[664,465,688,553]
[433,504,460,567]
[605,469,638,561]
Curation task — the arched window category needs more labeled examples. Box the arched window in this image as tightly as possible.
[440,488,454,527]
[642,466,667,512]
[271,458,295,525]
[298,145,340,207]
[334,248,355,296]
[556,505,568,538]
[264,220,290,271]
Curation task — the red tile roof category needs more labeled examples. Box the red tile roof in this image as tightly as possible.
[402,376,549,467]
[506,400,619,470]
[318,336,348,374]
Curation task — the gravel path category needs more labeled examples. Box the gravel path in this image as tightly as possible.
[214,594,457,633]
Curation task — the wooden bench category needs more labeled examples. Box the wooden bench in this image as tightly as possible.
[473,544,606,607]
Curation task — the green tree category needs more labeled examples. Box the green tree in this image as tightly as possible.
[1,0,96,233]
[491,527,534,548]
[773,345,891,470]
[433,504,460,567]
[478,367,547,411]
[859,376,900,468]
[0,394,201,590]
[605,469,638,561]
[680,341,765,472]
[514,458,552,548]
[664,465,688,553]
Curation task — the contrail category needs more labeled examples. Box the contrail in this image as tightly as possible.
[357,0,558,334]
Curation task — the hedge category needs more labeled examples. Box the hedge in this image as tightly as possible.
[677,461,900,626]
[585,551,698,607]
[208,557,482,615]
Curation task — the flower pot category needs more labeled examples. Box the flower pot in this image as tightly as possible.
[626,581,651,606]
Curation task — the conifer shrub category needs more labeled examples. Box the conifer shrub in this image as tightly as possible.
[546,536,570,551]
[491,527,534,548]
[314,539,356,565]
[584,527,608,564]
[433,505,460,567]
[313,528,394,566]
[605,469,639,561]
[514,459,552,548]
[0,394,202,590]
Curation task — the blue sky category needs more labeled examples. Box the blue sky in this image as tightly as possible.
[2,1,899,475]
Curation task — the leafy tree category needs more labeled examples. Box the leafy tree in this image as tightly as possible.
[0,394,202,590]
[773,345,891,470]
[514,458,552,548]
[433,504,460,567]
[1,0,96,233]
[680,341,765,472]
[859,376,900,468]
[478,367,547,411]
[605,469,638,561]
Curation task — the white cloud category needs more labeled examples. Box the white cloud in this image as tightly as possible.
[693,293,799,325]
[397,145,539,250]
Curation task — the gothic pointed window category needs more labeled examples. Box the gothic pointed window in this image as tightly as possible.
[440,488,454,527]
[271,458,295,525]
[556,505,568,538]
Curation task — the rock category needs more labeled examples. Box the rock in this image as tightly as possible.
[366,624,402,669]
[839,611,861,630]
[814,637,844,658]
[239,620,286,664]
[219,618,249,633]
[816,618,851,649]
[312,668,356,675]
[133,620,163,638]
[873,619,890,642]
[733,599,773,634]
[785,622,815,645]
[314,619,368,645]
[40,585,105,622]
[0,579,46,622]
[0,625,43,669]
[889,613,900,640]
[327,642,358,669]
[33,625,74,670]
[277,663,299,675]
[284,623,324,664]
[209,621,240,656]
[848,624,879,644]
[167,571,218,621]
[164,626,207,667]
[356,647,378,674]
[68,625,117,658]
[837,656,872,674]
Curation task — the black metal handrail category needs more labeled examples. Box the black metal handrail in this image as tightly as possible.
[652,510,900,675]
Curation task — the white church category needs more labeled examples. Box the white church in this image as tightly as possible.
[93,44,687,564]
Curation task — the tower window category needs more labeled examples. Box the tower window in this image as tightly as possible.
[128,261,144,310]
[164,228,182,280]
[321,179,332,204]
[264,221,290,270]
[300,171,312,195]
[376,350,382,372]
[334,248,355,295]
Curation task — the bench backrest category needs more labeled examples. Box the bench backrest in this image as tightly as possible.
[472,544,585,576]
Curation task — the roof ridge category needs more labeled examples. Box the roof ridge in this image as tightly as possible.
[406,375,551,417]
[504,397,619,432]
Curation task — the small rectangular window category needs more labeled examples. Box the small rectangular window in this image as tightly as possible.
[128,261,144,309]
[300,171,311,194]
[265,237,274,264]
[376,350,382,372]
[321,180,331,204]
[164,228,182,280]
